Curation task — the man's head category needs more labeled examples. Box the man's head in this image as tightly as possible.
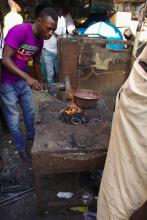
[34,7,58,40]
[8,0,22,13]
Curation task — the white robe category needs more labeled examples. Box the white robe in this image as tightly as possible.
[97,45,147,220]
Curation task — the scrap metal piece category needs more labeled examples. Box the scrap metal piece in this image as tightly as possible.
[71,117,82,125]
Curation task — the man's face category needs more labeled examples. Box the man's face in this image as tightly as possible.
[38,16,57,40]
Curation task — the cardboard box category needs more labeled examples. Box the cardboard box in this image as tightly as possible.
[110,12,132,27]
[130,20,138,35]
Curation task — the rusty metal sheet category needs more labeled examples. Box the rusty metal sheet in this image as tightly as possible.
[58,37,79,90]
[77,38,131,77]
[58,37,132,111]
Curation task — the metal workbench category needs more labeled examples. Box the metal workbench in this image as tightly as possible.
[31,97,112,213]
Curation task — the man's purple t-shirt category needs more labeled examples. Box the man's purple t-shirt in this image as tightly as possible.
[1,23,43,84]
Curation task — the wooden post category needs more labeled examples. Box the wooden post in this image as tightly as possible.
[132,0,147,58]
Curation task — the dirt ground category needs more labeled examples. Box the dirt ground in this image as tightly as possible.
[0,91,99,220]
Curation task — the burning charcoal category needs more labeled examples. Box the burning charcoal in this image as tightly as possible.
[59,106,89,125]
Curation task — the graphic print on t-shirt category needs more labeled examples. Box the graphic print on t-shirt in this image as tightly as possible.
[16,43,40,62]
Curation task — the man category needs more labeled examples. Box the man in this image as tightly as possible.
[40,1,76,95]
[84,16,124,51]
[97,44,147,219]
[0,7,58,161]
[3,0,23,38]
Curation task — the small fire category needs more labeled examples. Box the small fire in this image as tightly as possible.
[64,106,81,115]
[59,104,88,124]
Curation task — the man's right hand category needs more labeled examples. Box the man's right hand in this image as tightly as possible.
[26,77,42,90]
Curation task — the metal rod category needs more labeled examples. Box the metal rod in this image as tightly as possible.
[0,192,33,208]
[0,187,35,208]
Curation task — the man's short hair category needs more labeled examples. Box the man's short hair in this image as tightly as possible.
[38,7,58,23]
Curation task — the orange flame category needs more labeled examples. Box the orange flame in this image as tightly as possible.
[64,107,81,115]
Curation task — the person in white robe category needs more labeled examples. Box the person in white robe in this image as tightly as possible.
[97,44,147,220]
